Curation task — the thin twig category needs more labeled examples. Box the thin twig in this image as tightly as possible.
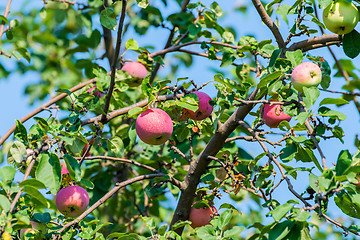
[0,0,12,39]
[102,0,127,121]
[57,174,166,234]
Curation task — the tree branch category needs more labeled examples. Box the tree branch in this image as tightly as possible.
[57,173,167,234]
[169,88,259,234]
[102,0,127,121]
[287,34,342,52]
[251,0,285,49]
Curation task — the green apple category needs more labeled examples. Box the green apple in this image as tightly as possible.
[323,0,359,35]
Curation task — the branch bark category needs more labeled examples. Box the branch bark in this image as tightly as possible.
[0,0,12,40]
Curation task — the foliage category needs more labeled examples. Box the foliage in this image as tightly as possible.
[0,0,360,239]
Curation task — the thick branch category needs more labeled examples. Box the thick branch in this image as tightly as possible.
[287,34,342,52]
[169,88,259,234]
[251,0,285,48]
[57,173,166,234]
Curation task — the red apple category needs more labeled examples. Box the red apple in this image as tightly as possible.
[60,162,69,175]
[184,91,213,120]
[291,62,322,93]
[262,103,292,128]
[189,205,217,228]
[87,86,104,98]
[56,185,89,218]
[121,62,148,87]
[135,108,173,145]
[19,221,46,239]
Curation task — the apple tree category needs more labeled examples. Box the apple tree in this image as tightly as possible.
[1,0,360,239]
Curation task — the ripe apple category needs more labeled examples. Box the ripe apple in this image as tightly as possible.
[291,62,322,93]
[188,205,217,228]
[323,0,359,35]
[19,221,46,239]
[87,86,104,98]
[56,185,89,218]
[184,91,213,120]
[121,62,148,87]
[135,108,173,145]
[262,103,292,128]
[60,162,69,175]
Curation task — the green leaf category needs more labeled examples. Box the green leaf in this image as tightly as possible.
[35,153,61,194]
[33,212,51,223]
[318,0,332,9]
[14,120,28,144]
[303,87,320,110]
[269,220,295,240]
[63,154,81,181]
[107,136,124,157]
[175,101,198,112]
[295,112,310,125]
[270,203,293,222]
[80,179,95,189]
[128,107,143,118]
[0,195,10,212]
[8,141,26,163]
[100,8,117,30]
[136,0,149,8]
[335,190,360,219]
[107,233,141,239]
[0,166,16,182]
[126,39,139,50]
[319,98,349,106]
[196,225,217,239]
[224,226,245,238]
[13,47,31,63]
[19,179,46,189]
[336,150,352,176]
[258,71,283,88]
[22,186,49,207]
[343,30,360,59]
[211,2,223,17]
[285,50,303,67]
[218,209,233,229]
[318,106,346,121]
[56,88,72,95]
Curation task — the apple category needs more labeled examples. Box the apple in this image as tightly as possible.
[56,185,89,218]
[262,103,292,128]
[60,162,69,175]
[188,205,217,228]
[19,221,46,239]
[323,0,359,35]
[135,108,173,145]
[87,86,104,98]
[184,91,213,120]
[291,62,322,93]
[121,62,148,87]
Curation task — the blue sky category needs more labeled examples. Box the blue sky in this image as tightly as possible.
[1,0,360,236]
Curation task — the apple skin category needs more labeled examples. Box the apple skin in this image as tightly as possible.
[56,185,89,218]
[291,62,322,93]
[135,108,173,145]
[121,62,148,87]
[262,103,292,128]
[60,162,69,175]
[87,86,104,98]
[184,91,213,120]
[323,0,359,35]
[188,205,217,228]
[19,221,46,239]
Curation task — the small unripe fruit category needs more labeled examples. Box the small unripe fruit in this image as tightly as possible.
[184,91,213,120]
[121,62,148,87]
[262,103,292,128]
[87,86,104,98]
[323,0,359,35]
[135,108,173,145]
[291,62,322,93]
[56,185,89,218]
[189,205,217,228]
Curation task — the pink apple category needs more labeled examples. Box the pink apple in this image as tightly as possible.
[189,205,217,228]
[60,162,69,175]
[87,86,104,98]
[121,62,148,87]
[184,91,213,120]
[262,103,292,128]
[291,62,322,92]
[56,185,89,218]
[19,221,46,239]
[135,108,173,145]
